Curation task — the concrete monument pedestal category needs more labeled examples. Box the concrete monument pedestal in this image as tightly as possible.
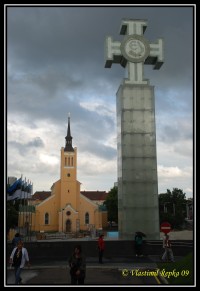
[117,83,159,240]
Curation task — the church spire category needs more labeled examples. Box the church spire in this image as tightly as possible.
[64,113,74,152]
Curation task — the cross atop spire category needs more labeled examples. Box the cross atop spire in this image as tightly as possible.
[104,19,164,85]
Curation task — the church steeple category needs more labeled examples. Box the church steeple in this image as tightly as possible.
[64,113,74,152]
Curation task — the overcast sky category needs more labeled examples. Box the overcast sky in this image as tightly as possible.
[6,5,194,198]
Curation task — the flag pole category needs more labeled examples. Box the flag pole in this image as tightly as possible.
[22,177,26,240]
[27,180,30,242]
[28,182,32,242]
[18,174,23,236]
[25,179,28,242]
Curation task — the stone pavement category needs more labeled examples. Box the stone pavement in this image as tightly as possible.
[5,231,193,286]
[6,255,182,286]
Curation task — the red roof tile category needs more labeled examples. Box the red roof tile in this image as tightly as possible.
[31,190,108,202]
[32,191,51,200]
[81,191,108,201]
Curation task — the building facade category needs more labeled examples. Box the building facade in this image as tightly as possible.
[18,117,107,233]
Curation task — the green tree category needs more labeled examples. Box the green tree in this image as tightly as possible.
[103,186,118,223]
[7,201,19,230]
[159,188,187,229]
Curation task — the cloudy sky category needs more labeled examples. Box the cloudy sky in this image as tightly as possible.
[6,5,194,198]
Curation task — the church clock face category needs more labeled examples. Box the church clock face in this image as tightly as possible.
[121,35,150,63]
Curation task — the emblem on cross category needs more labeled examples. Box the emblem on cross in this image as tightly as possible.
[104,19,164,85]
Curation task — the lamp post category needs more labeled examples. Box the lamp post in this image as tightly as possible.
[188,203,193,220]
[62,209,63,232]
[62,208,65,233]
[164,202,170,213]
[182,203,189,219]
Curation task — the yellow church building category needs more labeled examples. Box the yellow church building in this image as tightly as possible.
[18,116,108,234]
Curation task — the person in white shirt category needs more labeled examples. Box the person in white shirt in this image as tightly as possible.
[9,240,30,284]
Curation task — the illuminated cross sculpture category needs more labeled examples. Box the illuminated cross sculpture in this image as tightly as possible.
[105,19,164,84]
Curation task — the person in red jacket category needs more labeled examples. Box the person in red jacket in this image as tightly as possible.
[98,234,105,264]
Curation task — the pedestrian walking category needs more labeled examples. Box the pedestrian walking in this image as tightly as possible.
[98,234,105,263]
[162,234,175,262]
[134,232,144,257]
[9,240,30,284]
[68,245,86,285]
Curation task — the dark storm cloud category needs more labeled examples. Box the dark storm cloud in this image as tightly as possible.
[72,110,116,149]
[6,5,194,196]
[159,123,192,143]
[27,137,45,147]
[7,7,193,84]
[8,137,45,155]
[80,141,116,160]
[7,6,193,122]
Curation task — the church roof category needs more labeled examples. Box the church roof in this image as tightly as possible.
[81,191,108,201]
[31,190,108,202]
[32,191,51,200]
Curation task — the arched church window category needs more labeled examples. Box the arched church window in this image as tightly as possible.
[71,157,73,166]
[85,212,89,224]
[45,212,49,225]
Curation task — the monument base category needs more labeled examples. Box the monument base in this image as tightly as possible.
[117,83,160,240]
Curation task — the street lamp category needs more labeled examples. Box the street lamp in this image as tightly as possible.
[164,202,170,213]
[62,210,63,232]
[182,203,189,219]
[62,208,65,233]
